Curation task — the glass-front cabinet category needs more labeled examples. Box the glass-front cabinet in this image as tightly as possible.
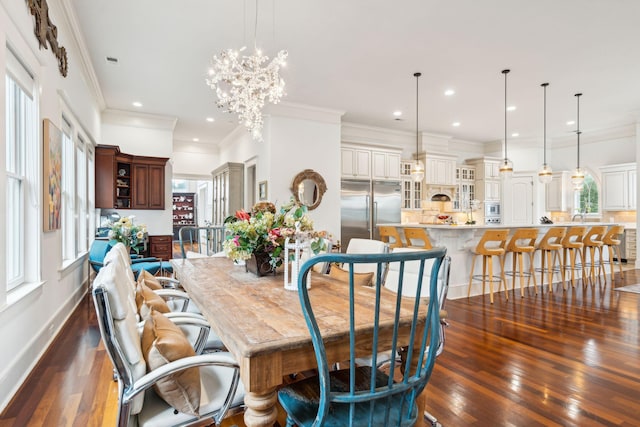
[401,161,422,209]
[453,166,475,211]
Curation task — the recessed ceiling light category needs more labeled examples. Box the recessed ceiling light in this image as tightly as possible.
[393,111,402,117]
[506,105,517,112]
[444,89,455,96]
[132,101,142,108]
[193,138,199,142]
[452,122,461,127]
[511,132,519,137]
[206,117,215,122]
[566,120,575,125]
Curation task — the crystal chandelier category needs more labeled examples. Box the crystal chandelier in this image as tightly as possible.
[538,82,553,184]
[499,69,513,178]
[411,72,425,182]
[206,2,287,141]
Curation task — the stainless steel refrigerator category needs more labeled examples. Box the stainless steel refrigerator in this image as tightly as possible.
[340,179,402,251]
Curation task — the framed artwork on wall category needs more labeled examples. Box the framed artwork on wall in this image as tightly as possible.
[43,118,62,231]
[258,180,268,201]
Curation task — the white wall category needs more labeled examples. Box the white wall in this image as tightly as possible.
[172,140,220,178]
[215,106,343,240]
[0,0,101,411]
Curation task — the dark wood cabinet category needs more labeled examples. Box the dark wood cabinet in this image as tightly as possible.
[149,235,173,260]
[95,145,168,210]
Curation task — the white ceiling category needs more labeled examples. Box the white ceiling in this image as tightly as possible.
[70,0,640,147]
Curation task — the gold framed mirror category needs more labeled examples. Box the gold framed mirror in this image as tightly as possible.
[291,169,327,210]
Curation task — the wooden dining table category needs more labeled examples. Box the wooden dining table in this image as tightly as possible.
[171,256,428,427]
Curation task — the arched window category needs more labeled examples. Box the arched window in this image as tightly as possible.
[575,172,599,214]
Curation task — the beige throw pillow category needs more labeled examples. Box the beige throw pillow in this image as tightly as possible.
[137,269,162,290]
[136,282,170,319]
[141,310,201,416]
[328,265,374,287]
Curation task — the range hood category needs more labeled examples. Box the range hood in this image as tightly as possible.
[424,185,455,202]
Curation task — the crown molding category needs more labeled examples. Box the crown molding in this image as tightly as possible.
[267,101,344,124]
[102,109,177,131]
[59,0,105,110]
[548,123,636,148]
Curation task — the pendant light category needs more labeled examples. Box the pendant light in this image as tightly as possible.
[499,69,513,177]
[538,82,553,184]
[410,72,425,182]
[571,93,585,190]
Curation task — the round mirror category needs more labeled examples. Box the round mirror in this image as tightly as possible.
[291,169,327,210]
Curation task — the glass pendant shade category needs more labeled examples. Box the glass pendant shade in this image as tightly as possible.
[499,158,513,178]
[411,160,425,182]
[538,164,553,184]
[571,167,585,190]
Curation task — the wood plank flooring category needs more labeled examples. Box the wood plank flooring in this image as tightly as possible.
[1,269,639,426]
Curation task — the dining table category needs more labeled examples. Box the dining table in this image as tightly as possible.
[171,256,428,427]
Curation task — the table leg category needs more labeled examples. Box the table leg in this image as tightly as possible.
[244,388,278,427]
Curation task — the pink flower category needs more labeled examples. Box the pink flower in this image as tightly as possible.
[233,235,240,246]
[235,210,250,221]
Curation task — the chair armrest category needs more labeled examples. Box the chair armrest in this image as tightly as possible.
[130,256,161,264]
[124,352,241,423]
[88,260,104,268]
[154,276,181,289]
[155,289,191,312]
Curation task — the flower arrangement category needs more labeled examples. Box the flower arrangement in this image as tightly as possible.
[108,216,147,253]
[223,198,326,270]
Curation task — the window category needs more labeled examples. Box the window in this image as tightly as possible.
[575,173,599,214]
[61,114,92,263]
[61,118,75,261]
[5,48,38,291]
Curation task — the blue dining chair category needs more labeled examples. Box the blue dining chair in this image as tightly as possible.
[278,247,447,427]
[88,239,173,278]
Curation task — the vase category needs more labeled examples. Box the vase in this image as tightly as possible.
[245,251,274,276]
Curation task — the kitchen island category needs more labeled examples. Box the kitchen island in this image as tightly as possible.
[381,222,620,300]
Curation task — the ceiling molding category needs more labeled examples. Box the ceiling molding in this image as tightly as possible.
[59,0,105,109]
[549,123,636,148]
[267,101,345,124]
[102,109,177,131]
[341,122,414,148]
[173,139,219,155]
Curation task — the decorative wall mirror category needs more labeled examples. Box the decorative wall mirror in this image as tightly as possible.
[291,169,327,210]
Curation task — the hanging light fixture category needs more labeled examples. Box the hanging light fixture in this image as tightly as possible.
[499,69,513,177]
[206,0,287,141]
[410,72,425,182]
[538,82,553,184]
[571,93,585,190]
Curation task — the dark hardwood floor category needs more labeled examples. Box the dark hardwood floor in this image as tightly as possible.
[1,269,639,426]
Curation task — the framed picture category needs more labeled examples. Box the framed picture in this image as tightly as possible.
[43,119,62,231]
[258,180,268,201]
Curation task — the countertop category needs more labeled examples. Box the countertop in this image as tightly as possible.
[384,222,624,230]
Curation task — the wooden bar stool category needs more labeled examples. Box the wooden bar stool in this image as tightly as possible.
[535,227,566,293]
[468,229,508,304]
[561,226,587,288]
[582,225,607,284]
[504,228,539,297]
[602,225,625,283]
[403,227,433,249]
[378,226,404,249]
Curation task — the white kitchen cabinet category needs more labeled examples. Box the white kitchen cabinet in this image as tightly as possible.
[400,161,423,209]
[212,162,244,225]
[453,166,476,211]
[545,171,573,212]
[424,153,457,186]
[625,228,636,261]
[465,157,502,202]
[341,147,371,179]
[372,151,401,180]
[601,163,636,211]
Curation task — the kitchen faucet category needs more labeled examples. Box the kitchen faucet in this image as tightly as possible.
[571,212,585,223]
